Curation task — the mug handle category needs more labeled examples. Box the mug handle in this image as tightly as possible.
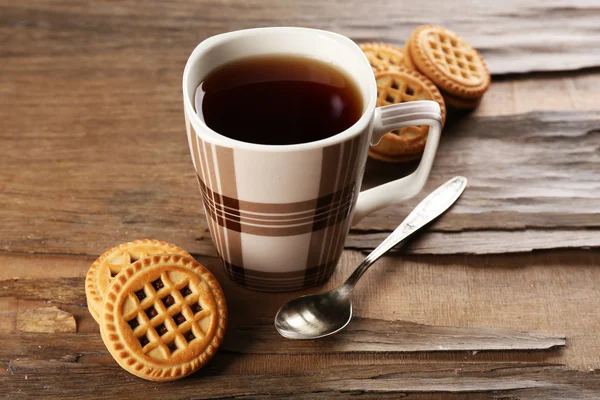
[352,100,443,225]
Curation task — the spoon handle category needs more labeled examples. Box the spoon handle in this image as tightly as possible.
[343,176,468,289]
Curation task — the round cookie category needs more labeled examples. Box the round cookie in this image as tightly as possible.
[100,254,227,381]
[369,67,445,162]
[408,25,490,100]
[359,42,406,71]
[86,239,192,323]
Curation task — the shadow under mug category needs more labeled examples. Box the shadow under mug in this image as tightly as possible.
[182,27,442,292]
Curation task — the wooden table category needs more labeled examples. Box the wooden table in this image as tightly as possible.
[2,1,600,398]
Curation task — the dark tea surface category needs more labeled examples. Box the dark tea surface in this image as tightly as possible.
[196,55,363,145]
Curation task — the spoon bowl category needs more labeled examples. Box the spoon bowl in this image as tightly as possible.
[275,286,352,339]
[274,176,467,340]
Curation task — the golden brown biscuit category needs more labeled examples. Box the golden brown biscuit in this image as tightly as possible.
[100,254,227,381]
[359,42,406,71]
[408,25,490,100]
[86,239,192,323]
[403,41,416,70]
[369,67,445,162]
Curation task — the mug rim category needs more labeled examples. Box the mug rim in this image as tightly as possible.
[182,27,377,152]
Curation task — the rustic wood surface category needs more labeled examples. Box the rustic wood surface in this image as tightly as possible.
[2,0,600,398]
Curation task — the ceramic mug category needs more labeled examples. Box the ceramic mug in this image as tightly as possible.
[182,27,442,291]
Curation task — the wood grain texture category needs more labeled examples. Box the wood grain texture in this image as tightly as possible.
[346,229,600,254]
[224,317,565,354]
[3,356,600,399]
[475,70,600,117]
[16,306,76,333]
[1,0,599,74]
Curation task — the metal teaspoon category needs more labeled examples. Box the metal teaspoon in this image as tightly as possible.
[274,176,468,339]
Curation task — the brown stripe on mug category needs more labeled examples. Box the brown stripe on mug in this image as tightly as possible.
[198,179,338,221]
[199,179,355,236]
[198,184,351,222]
[198,177,355,222]
[304,141,343,287]
[317,134,362,284]
[317,136,354,284]
[199,137,228,268]
[194,135,220,256]
[203,198,355,229]
[323,134,362,282]
[214,145,245,285]
[204,140,239,285]
[305,140,345,287]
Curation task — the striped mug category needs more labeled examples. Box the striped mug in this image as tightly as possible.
[182,27,442,291]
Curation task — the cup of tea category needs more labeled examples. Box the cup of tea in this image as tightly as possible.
[182,27,442,291]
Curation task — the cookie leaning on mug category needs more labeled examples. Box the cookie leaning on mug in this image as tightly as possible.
[368,67,446,163]
[407,25,491,109]
[100,254,227,381]
[85,239,192,323]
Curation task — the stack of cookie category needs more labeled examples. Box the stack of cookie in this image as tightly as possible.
[360,25,491,162]
[85,239,227,382]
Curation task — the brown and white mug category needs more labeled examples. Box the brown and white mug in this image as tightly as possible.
[182,27,442,291]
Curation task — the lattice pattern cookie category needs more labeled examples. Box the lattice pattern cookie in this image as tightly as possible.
[369,67,445,162]
[100,254,227,381]
[86,239,191,323]
[408,25,490,100]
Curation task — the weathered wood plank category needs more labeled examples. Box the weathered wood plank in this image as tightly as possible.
[476,71,600,117]
[2,277,86,305]
[3,358,600,399]
[0,331,569,373]
[224,317,565,354]
[1,0,599,74]
[0,329,564,365]
[0,274,566,352]
[356,111,600,236]
[346,229,600,255]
